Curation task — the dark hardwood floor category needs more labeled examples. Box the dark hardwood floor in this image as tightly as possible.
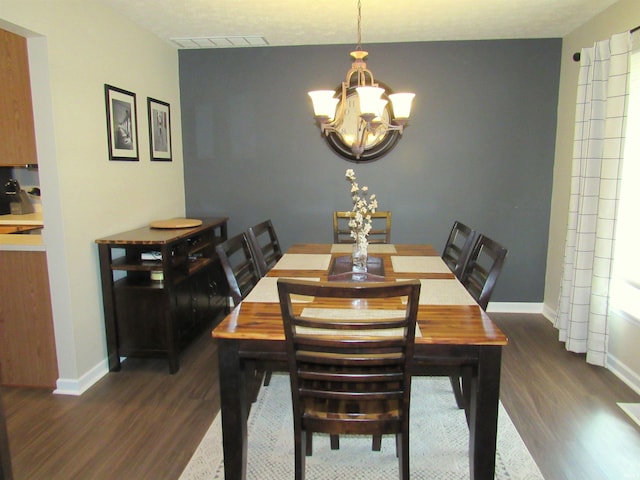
[493,313,640,480]
[1,313,639,479]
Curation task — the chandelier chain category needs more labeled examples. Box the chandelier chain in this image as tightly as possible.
[356,0,362,51]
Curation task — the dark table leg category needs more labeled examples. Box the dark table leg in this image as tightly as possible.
[468,345,502,480]
[218,339,248,480]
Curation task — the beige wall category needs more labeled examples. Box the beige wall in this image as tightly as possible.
[546,0,640,391]
[0,0,185,393]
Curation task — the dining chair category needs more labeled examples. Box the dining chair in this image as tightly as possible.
[277,278,421,480]
[333,211,392,244]
[460,234,508,311]
[216,232,269,392]
[451,233,508,412]
[441,220,477,279]
[215,232,261,308]
[247,219,283,277]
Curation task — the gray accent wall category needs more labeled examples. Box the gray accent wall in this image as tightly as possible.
[179,39,561,302]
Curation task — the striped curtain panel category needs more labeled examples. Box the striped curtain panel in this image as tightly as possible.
[555,32,632,366]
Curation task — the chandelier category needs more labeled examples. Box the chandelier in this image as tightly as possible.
[308,0,415,161]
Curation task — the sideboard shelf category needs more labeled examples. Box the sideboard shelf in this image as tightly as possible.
[96,217,228,373]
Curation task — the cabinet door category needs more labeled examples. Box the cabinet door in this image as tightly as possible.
[175,268,218,345]
[114,288,170,355]
[0,28,37,166]
[0,251,57,388]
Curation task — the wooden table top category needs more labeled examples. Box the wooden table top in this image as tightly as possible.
[95,217,228,245]
[212,244,507,346]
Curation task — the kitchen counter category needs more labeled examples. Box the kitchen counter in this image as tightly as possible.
[0,234,44,251]
[0,211,43,226]
[0,212,44,250]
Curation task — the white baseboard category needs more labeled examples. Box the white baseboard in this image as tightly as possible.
[53,359,109,396]
[542,304,557,322]
[608,353,640,396]
[486,302,543,313]
[618,403,640,427]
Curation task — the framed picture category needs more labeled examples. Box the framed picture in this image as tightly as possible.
[104,84,139,161]
[147,97,172,161]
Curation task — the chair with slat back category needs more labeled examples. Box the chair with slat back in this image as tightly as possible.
[216,232,267,393]
[215,232,261,308]
[333,211,392,244]
[277,279,421,480]
[460,234,508,311]
[442,221,477,279]
[247,219,283,277]
[451,234,508,412]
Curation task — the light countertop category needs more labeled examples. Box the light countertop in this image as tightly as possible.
[0,212,44,226]
[0,233,45,251]
[0,212,44,250]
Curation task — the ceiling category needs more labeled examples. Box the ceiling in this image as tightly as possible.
[99,0,619,49]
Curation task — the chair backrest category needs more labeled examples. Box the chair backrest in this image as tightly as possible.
[333,211,392,244]
[460,234,508,310]
[277,278,420,438]
[215,232,261,307]
[442,221,477,279]
[247,219,283,277]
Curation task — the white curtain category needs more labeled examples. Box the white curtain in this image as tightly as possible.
[555,32,633,366]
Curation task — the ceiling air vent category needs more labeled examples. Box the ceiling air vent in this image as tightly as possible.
[170,36,269,49]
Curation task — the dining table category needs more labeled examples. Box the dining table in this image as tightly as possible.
[212,243,508,480]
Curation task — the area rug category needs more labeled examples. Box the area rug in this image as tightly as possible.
[180,374,544,479]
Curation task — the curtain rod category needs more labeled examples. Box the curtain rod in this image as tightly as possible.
[573,25,640,61]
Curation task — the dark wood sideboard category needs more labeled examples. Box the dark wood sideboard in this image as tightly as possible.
[96,217,228,373]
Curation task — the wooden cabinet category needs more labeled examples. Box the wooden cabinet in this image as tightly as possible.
[96,218,228,373]
[0,28,37,166]
[0,387,12,480]
[0,251,58,388]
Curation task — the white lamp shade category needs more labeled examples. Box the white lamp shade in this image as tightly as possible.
[308,90,339,119]
[388,93,415,119]
[373,99,388,120]
[356,86,385,115]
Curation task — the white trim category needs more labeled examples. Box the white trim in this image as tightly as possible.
[53,360,109,396]
[618,403,640,427]
[542,304,557,322]
[486,302,543,313]
[608,352,640,396]
[610,307,640,328]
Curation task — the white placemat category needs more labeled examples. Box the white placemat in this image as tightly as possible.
[330,244,398,254]
[399,279,477,305]
[243,277,319,303]
[299,308,422,337]
[272,254,332,271]
[391,256,451,274]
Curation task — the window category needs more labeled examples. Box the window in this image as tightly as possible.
[610,47,640,320]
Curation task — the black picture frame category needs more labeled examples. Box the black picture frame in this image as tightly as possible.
[147,97,172,161]
[104,84,139,161]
